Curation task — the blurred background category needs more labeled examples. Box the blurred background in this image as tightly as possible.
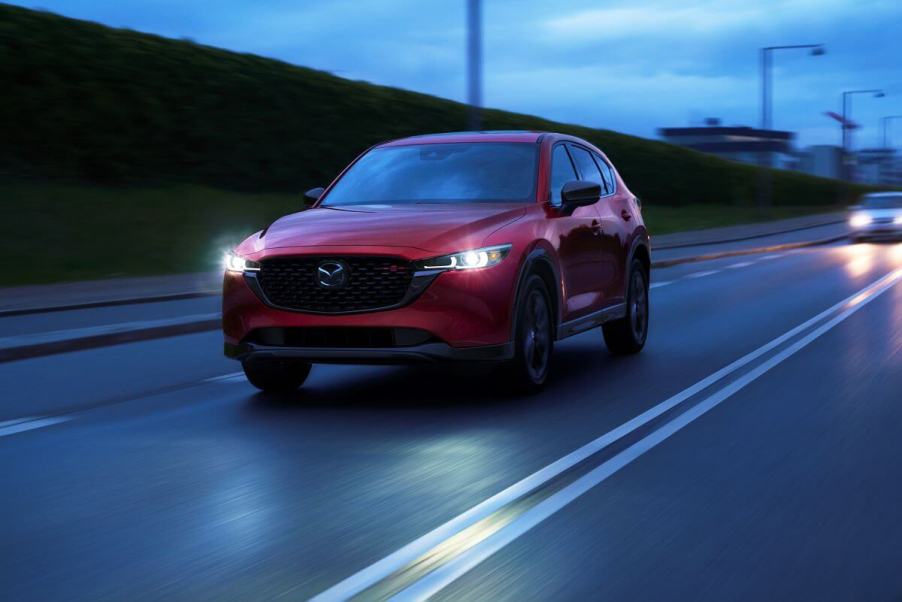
[1,0,900,286]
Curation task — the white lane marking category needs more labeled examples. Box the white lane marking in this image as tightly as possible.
[686,270,720,278]
[0,417,34,429]
[311,269,902,602]
[0,416,72,438]
[727,261,755,269]
[649,281,673,289]
[392,268,902,601]
[760,254,783,260]
[203,372,245,384]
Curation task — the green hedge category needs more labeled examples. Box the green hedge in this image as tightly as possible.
[0,4,867,205]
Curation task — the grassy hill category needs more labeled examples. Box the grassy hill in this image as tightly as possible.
[0,4,865,205]
[0,4,864,285]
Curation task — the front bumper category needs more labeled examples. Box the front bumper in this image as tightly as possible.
[222,250,522,356]
[853,223,902,239]
[225,340,513,364]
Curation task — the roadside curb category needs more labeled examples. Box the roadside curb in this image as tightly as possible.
[652,218,845,250]
[651,234,847,268]
[0,314,221,363]
[0,290,218,319]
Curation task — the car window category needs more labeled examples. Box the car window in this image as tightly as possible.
[549,145,577,206]
[568,146,605,194]
[322,142,538,205]
[861,194,902,209]
[593,153,616,194]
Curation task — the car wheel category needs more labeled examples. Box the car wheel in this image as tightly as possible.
[504,274,554,392]
[603,259,649,355]
[242,359,312,393]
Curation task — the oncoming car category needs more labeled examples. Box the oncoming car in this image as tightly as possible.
[223,131,650,392]
[849,192,902,242]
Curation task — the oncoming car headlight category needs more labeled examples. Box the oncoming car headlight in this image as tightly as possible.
[417,244,512,271]
[224,252,261,273]
[849,213,872,228]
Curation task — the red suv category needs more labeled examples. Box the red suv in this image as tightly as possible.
[223,131,650,392]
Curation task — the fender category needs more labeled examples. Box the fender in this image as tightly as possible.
[509,244,562,342]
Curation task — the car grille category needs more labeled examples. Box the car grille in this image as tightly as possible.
[256,256,414,313]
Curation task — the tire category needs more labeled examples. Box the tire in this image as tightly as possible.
[242,359,312,393]
[603,259,649,355]
[503,274,554,392]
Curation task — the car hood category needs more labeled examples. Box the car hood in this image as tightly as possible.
[255,203,527,254]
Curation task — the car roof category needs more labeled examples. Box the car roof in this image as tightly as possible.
[863,191,902,197]
[379,130,547,147]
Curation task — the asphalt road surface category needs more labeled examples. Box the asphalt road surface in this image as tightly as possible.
[2,240,901,601]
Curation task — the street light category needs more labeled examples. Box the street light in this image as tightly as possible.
[880,115,902,149]
[760,44,825,131]
[841,89,885,179]
[757,44,824,208]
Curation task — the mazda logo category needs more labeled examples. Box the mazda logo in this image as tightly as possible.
[316,260,348,289]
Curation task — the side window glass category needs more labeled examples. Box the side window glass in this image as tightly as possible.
[593,153,615,194]
[549,145,577,206]
[569,146,604,194]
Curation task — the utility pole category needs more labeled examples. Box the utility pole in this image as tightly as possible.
[466,0,482,131]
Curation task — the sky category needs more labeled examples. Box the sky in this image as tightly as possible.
[14,0,902,149]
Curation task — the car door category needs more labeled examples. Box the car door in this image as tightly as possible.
[547,143,608,318]
[592,151,632,303]
[567,144,622,304]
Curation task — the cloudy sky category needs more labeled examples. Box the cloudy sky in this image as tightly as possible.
[15,0,902,148]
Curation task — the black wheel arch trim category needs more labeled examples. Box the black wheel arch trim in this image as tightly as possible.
[510,246,562,342]
[625,234,651,294]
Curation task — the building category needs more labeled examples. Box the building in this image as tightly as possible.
[658,120,795,168]
[854,148,902,186]
[797,145,844,180]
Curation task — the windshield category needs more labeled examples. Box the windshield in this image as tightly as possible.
[862,194,902,209]
[321,142,538,206]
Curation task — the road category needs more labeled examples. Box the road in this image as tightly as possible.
[1,240,901,600]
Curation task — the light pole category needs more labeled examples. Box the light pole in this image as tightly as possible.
[760,44,825,131]
[757,43,824,208]
[880,115,902,149]
[466,0,482,131]
[841,89,885,180]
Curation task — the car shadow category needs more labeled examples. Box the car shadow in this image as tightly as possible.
[242,334,635,416]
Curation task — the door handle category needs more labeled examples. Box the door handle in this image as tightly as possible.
[621,210,632,221]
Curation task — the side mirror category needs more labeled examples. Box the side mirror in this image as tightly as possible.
[560,180,601,213]
[303,187,325,208]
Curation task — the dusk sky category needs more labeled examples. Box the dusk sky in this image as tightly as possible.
[15,0,902,149]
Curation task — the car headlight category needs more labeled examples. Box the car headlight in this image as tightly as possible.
[416,244,512,271]
[849,213,872,228]
[895,215,902,225]
[224,251,260,273]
